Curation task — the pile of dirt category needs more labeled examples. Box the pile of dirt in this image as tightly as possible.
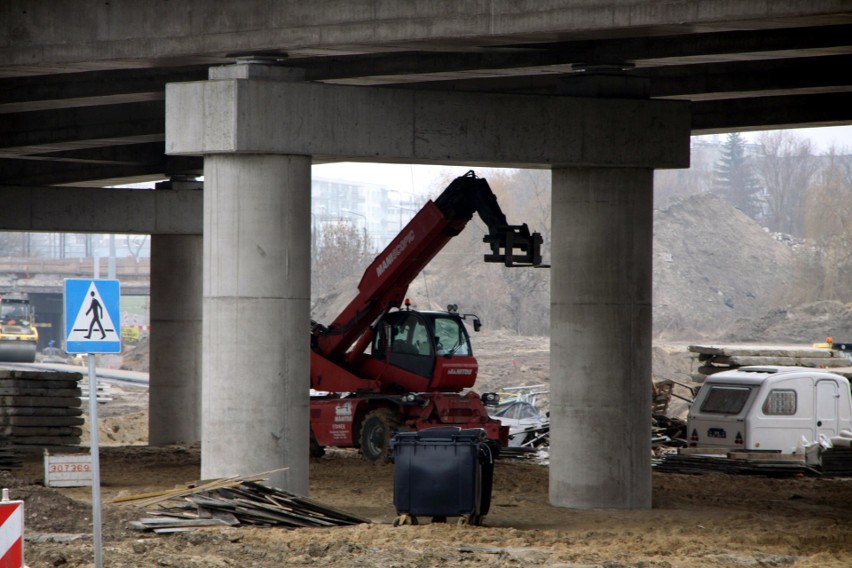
[653,192,797,340]
[722,300,852,343]
[119,337,149,373]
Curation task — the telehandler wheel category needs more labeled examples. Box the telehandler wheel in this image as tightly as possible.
[359,408,401,462]
[309,431,326,458]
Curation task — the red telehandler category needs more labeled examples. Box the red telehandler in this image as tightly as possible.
[310,171,545,460]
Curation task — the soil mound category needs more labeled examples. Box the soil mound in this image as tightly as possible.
[722,300,852,343]
[653,192,796,339]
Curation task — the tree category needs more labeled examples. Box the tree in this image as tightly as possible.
[712,133,762,218]
[798,149,852,302]
[0,232,27,257]
[754,131,818,235]
[125,235,149,262]
[311,220,375,299]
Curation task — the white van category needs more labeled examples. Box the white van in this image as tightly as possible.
[687,366,852,453]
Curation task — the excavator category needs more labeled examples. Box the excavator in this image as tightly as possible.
[310,171,545,460]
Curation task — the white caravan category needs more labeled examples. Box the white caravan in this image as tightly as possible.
[687,366,852,453]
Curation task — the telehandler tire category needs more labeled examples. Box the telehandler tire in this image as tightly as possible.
[359,408,401,462]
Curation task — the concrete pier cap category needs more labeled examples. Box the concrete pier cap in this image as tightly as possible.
[166,68,691,169]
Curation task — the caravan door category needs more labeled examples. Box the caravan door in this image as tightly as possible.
[816,379,840,439]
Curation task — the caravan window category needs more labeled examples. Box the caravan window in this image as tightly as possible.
[762,389,797,415]
[700,386,752,414]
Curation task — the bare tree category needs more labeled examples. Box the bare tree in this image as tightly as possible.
[125,234,149,261]
[799,149,852,302]
[755,131,819,235]
[0,232,27,257]
[311,221,375,298]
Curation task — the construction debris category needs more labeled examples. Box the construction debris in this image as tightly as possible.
[688,344,852,379]
[120,469,370,533]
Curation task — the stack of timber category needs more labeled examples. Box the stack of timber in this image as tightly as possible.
[688,344,852,380]
[120,470,370,533]
[654,450,820,476]
[0,370,84,455]
[0,435,20,469]
[820,447,852,476]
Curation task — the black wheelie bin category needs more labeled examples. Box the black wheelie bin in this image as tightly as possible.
[390,426,495,526]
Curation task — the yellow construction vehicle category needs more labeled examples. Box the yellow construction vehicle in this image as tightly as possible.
[0,292,38,363]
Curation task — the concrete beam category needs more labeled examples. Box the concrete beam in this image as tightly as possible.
[0,153,202,187]
[304,25,852,85]
[3,1,849,72]
[650,54,852,101]
[167,78,690,169]
[692,92,852,134]
[0,102,164,154]
[0,186,201,235]
[0,67,207,113]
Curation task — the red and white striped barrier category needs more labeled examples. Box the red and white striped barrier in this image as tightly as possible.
[0,489,24,568]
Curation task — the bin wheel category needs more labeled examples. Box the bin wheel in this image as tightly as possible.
[359,408,401,462]
[393,514,418,526]
[458,514,484,526]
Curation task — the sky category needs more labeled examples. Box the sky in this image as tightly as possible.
[314,126,852,198]
[694,125,852,153]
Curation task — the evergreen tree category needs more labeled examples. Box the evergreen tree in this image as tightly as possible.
[713,132,762,218]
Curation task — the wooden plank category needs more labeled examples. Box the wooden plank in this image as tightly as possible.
[0,425,83,437]
[0,379,81,389]
[0,387,82,397]
[715,355,850,367]
[0,407,83,416]
[0,395,83,407]
[727,451,804,462]
[677,447,728,455]
[0,415,85,427]
[12,436,81,445]
[689,344,833,358]
[239,480,370,523]
[113,467,289,507]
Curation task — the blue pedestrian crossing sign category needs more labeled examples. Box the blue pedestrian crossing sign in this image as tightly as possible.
[64,279,121,354]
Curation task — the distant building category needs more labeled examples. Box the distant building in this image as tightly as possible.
[312,176,421,250]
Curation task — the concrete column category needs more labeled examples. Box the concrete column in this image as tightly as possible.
[549,167,653,509]
[149,233,202,445]
[201,153,311,495]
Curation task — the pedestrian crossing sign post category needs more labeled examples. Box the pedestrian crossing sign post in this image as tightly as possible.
[64,279,121,354]
[63,278,120,568]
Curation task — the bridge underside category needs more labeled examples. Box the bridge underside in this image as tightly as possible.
[1,2,850,186]
[0,1,850,509]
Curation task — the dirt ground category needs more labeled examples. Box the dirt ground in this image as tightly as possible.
[8,439,852,568]
[2,336,851,567]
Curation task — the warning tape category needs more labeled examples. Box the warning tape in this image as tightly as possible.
[0,489,24,568]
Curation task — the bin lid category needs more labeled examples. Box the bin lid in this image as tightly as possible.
[394,426,487,441]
